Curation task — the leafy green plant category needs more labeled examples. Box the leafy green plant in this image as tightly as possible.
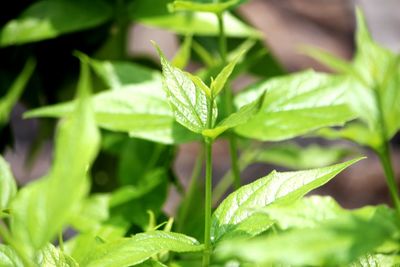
[1,1,400,267]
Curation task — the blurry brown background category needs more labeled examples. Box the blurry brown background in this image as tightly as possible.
[6,0,400,214]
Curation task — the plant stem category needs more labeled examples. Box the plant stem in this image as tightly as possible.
[217,12,241,190]
[377,143,400,213]
[177,148,204,232]
[372,86,400,214]
[58,231,64,252]
[202,140,213,267]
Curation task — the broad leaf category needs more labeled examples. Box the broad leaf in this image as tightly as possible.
[0,58,35,127]
[0,0,112,46]
[308,9,400,147]
[25,81,198,144]
[211,158,361,243]
[90,59,162,90]
[129,1,261,38]
[38,244,78,267]
[216,206,397,266]
[234,70,356,141]
[10,58,100,256]
[202,92,264,139]
[0,156,17,212]
[261,195,345,230]
[82,231,203,267]
[0,244,23,267]
[255,142,353,170]
[154,43,217,134]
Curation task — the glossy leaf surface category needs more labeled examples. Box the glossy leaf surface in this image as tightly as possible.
[234,70,355,141]
[211,158,361,243]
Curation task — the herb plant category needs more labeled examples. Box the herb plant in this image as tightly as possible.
[0,1,400,267]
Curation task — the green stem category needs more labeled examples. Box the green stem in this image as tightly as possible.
[177,148,204,232]
[58,231,64,252]
[217,12,241,190]
[372,86,400,214]
[0,221,34,267]
[377,143,400,213]
[202,141,213,267]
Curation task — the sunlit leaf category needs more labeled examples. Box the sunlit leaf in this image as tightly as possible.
[234,70,356,141]
[82,231,203,267]
[0,156,17,213]
[211,158,362,243]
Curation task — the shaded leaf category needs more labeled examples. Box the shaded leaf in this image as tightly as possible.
[255,142,354,170]
[82,231,203,267]
[211,158,361,243]
[0,58,35,126]
[172,35,193,69]
[0,156,17,212]
[0,0,112,46]
[10,58,100,256]
[216,206,397,266]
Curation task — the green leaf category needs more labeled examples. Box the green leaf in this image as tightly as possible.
[10,58,100,256]
[38,244,78,267]
[70,194,110,233]
[0,244,23,267]
[234,70,356,141]
[0,58,35,127]
[202,92,265,139]
[211,158,362,243]
[255,142,354,170]
[172,35,193,69]
[130,1,261,38]
[89,59,162,90]
[350,254,400,267]
[0,156,17,213]
[262,195,345,230]
[210,41,254,97]
[216,206,397,266]
[82,231,203,267]
[317,122,382,150]
[169,0,241,14]
[0,0,112,46]
[25,81,198,144]
[154,42,217,134]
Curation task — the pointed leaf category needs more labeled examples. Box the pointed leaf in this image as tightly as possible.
[10,59,100,256]
[0,0,112,46]
[211,158,362,243]
[82,231,203,267]
[0,156,17,213]
[172,35,193,69]
[202,92,264,139]
[210,41,254,96]
[154,43,217,133]
[234,70,356,141]
[0,58,35,126]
